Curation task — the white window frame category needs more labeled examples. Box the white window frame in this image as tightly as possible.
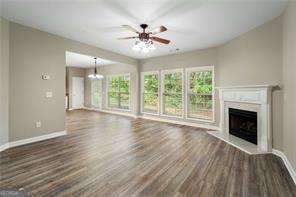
[140,71,160,115]
[161,69,184,118]
[185,66,215,123]
[106,73,131,112]
[91,79,103,109]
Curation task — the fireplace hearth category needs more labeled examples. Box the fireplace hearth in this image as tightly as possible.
[229,108,257,145]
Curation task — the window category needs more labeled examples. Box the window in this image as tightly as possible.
[161,69,183,117]
[186,67,214,121]
[91,80,102,108]
[141,72,159,114]
[107,74,130,110]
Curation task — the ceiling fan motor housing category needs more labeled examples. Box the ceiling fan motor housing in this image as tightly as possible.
[139,32,149,41]
[140,24,148,30]
[139,24,149,41]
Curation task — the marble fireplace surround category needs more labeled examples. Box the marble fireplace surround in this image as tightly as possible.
[208,85,274,154]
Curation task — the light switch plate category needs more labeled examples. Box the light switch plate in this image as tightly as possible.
[36,121,41,128]
[46,91,53,98]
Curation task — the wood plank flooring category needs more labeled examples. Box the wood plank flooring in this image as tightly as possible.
[0,109,295,196]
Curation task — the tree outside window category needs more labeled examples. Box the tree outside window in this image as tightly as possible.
[142,73,159,114]
[108,74,130,110]
[162,71,183,117]
[187,69,213,120]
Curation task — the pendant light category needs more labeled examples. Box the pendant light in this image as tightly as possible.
[88,57,104,79]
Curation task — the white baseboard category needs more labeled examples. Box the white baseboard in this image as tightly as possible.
[83,107,138,118]
[207,132,296,185]
[0,131,67,152]
[0,143,9,152]
[138,115,220,131]
[272,149,296,185]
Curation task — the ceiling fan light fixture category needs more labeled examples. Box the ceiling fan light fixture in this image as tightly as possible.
[119,24,169,54]
[132,40,156,53]
[142,47,149,54]
[132,41,141,51]
[148,42,156,51]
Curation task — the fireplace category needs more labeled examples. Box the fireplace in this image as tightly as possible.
[229,108,257,145]
[208,85,273,153]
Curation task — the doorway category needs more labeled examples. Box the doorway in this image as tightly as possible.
[72,77,84,109]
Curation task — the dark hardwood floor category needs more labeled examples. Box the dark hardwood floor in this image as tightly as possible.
[0,110,295,197]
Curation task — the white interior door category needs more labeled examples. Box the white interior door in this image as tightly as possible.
[72,77,84,109]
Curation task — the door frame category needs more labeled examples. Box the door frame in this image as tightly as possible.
[72,76,84,109]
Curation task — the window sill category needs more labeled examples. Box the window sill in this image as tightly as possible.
[142,111,159,116]
[106,107,132,113]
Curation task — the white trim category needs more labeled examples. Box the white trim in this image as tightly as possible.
[161,68,184,118]
[72,76,85,109]
[83,107,137,118]
[218,85,273,152]
[215,85,276,89]
[185,65,215,123]
[186,116,215,123]
[9,131,67,148]
[206,131,296,185]
[272,149,296,185]
[0,131,67,152]
[207,130,269,155]
[0,143,9,152]
[185,65,215,72]
[140,71,160,115]
[139,115,219,130]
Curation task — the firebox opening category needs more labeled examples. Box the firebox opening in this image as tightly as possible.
[229,108,257,145]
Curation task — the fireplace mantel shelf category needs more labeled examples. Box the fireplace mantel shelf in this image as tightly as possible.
[215,85,277,89]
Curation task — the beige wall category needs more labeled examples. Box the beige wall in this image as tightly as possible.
[8,22,137,142]
[139,17,283,150]
[0,18,9,146]
[84,63,139,116]
[67,67,85,109]
[283,2,296,171]
[217,16,283,150]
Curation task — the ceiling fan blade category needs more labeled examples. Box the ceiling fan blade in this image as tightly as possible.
[149,26,167,35]
[150,36,170,44]
[122,25,139,34]
[117,36,138,40]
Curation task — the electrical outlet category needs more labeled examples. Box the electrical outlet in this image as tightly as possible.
[36,121,41,128]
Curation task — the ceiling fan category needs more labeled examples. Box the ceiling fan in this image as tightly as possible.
[118,24,170,53]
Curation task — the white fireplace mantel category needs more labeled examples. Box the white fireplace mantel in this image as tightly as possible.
[208,85,275,154]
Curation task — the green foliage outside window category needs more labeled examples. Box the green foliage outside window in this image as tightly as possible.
[163,72,183,116]
[108,75,130,110]
[188,70,213,120]
[143,74,159,113]
[142,68,213,120]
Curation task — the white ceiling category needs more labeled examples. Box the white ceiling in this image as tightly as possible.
[1,0,287,59]
[66,51,116,68]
